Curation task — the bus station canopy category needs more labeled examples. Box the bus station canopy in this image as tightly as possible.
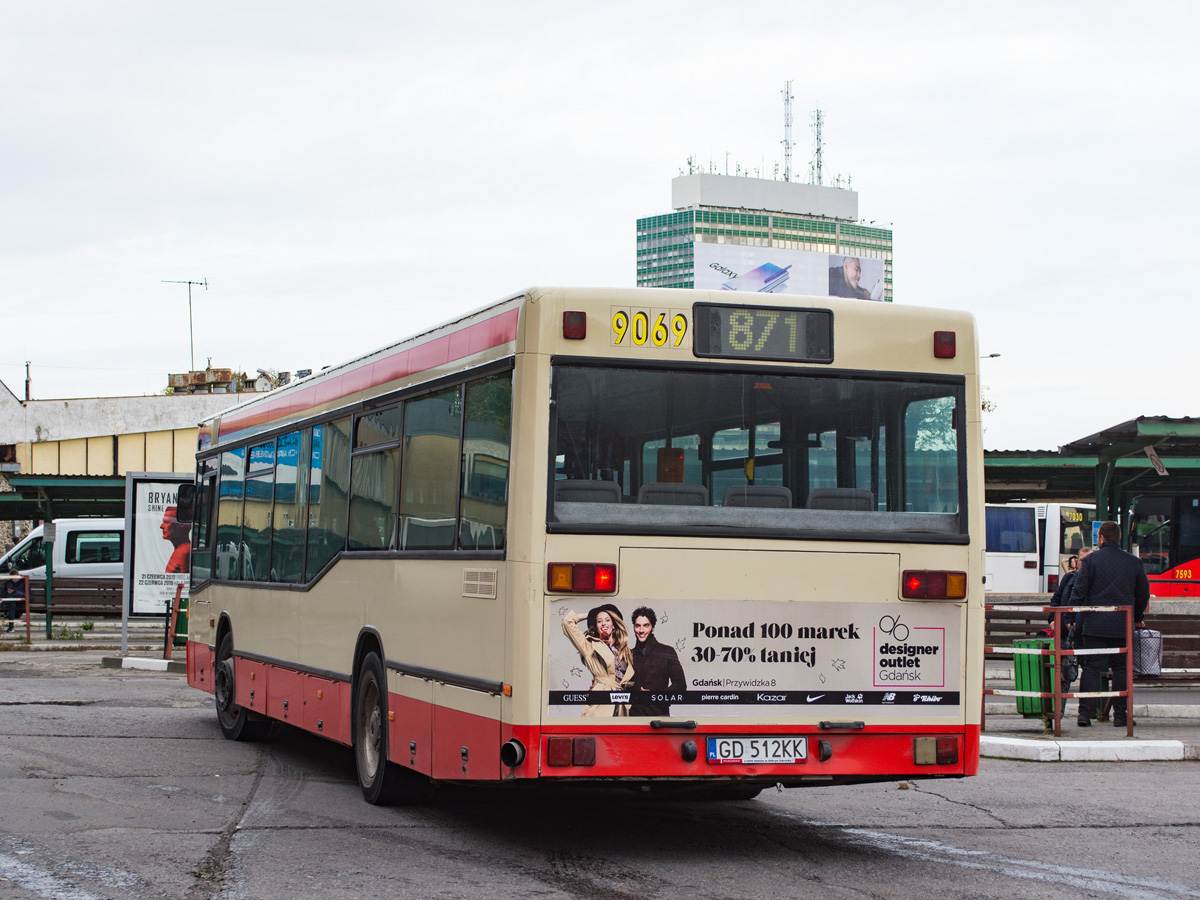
[0,475,126,521]
[985,416,1200,518]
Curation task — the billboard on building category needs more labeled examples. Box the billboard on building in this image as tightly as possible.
[693,244,887,301]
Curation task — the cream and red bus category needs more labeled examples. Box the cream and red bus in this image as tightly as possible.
[181,286,984,803]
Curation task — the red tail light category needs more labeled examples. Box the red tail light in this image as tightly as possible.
[902,570,967,599]
[546,736,596,766]
[547,563,617,593]
[933,331,956,358]
[563,311,587,339]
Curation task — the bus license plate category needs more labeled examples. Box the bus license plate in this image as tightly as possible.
[707,736,808,765]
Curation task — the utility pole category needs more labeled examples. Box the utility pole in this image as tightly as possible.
[162,278,207,371]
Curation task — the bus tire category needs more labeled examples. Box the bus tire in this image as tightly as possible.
[214,632,271,742]
[353,652,434,805]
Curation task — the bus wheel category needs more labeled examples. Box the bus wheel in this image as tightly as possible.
[214,632,271,742]
[353,652,435,805]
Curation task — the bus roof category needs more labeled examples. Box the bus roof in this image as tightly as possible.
[200,286,977,453]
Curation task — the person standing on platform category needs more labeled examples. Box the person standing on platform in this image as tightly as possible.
[1071,522,1149,728]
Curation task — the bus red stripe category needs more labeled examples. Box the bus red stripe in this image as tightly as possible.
[217,308,518,441]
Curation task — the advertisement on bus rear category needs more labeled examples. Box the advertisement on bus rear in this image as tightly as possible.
[548,599,960,718]
[693,244,887,302]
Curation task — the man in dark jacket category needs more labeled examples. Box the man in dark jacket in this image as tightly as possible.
[629,607,686,717]
[1071,521,1149,727]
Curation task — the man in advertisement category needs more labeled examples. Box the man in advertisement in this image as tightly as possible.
[828,256,873,300]
[629,606,686,716]
[160,506,192,574]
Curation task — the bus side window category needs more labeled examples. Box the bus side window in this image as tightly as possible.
[307,418,351,580]
[459,372,512,551]
[271,430,307,583]
[216,447,246,580]
[399,388,461,551]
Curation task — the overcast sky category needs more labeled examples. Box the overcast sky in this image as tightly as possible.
[2,2,1195,451]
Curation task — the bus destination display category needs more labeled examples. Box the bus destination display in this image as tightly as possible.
[693,303,833,364]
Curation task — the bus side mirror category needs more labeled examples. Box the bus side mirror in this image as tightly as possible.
[177,483,195,524]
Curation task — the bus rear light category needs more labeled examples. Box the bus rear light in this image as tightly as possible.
[902,570,967,599]
[1047,574,1059,592]
[914,736,959,765]
[936,737,958,765]
[546,736,596,766]
[547,737,573,766]
[933,331,956,358]
[572,737,596,766]
[547,563,617,593]
[563,311,587,339]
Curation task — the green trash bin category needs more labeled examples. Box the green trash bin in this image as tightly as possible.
[173,598,188,647]
[1013,637,1054,718]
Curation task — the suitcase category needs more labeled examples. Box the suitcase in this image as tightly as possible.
[1133,628,1162,676]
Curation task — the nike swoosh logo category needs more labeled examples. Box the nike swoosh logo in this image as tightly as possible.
[806,694,825,702]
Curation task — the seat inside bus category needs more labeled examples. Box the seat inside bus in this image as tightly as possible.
[638,483,709,506]
[806,487,874,511]
[554,479,622,504]
[722,485,793,509]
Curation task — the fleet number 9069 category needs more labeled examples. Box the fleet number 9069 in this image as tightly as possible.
[611,308,689,348]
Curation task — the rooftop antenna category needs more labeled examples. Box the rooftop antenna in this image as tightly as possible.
[781,80,794,183]
[162,278,208,371]
[810,106,825,186]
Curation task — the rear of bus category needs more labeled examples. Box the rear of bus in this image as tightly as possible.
[983,504,1039,593]
[513,288,983,790]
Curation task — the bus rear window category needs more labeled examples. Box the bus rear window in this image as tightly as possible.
[550,365,965,540]
[985,507,1036,553]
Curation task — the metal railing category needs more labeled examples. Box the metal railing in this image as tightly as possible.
[984,604,1134,737]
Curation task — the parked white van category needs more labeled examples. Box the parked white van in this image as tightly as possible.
[0,519,125,580]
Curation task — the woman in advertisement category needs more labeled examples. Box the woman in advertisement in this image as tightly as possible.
[562,604,634,716]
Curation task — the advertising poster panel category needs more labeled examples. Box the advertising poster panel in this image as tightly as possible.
[693,244,886,301]
[130,477,191,615]
[549,599,960,719]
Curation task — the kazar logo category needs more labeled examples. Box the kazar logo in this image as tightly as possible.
[610,692,631,704]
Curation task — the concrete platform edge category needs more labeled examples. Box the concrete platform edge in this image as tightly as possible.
[980,734,1187,762]
[100,655,186,674]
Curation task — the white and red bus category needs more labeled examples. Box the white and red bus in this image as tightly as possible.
[984,502,1096,593]
[181,286,984,803]
[1129,494,1200,597]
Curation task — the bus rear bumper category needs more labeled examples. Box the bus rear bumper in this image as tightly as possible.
[504,724,980,783]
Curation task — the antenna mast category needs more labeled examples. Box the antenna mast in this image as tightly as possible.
[810,107,825,186]
[162,278,208,372]
[781,81,794,183]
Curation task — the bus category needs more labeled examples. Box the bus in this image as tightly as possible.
[984,502,1095,593]
[181,286,984,804]
[1129,494,1200,597]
